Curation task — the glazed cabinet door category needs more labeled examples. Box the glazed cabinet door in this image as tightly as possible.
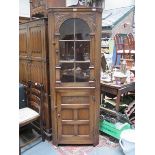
[55,18,95,87]
[56,90,95,144]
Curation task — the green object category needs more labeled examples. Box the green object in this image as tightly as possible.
[99,120,131,139]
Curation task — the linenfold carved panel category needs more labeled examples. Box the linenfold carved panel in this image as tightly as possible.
[30,61,43,83]
[54,12,96,33]
[19,30,28,56]
[29,27,42,57]
[32,0,44,8]
[19,59,28,83]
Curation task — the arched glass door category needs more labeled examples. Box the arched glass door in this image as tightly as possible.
[59,18,91,82]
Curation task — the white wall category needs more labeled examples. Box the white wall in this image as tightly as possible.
[66,0,82,6]
[105,0,135,10]
[66,0,135,9]
[19,0,30,17]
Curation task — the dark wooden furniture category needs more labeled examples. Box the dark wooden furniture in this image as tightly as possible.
[19,16,30,24]
[127,33,135,51]
[19,83,27,109]
[19,18,52,140]
[100,81,135,111]
[30,0,66,18]
[127,33,135,60]
[19,81,45,152]
[48,7,102,146]
[114,33,135,65]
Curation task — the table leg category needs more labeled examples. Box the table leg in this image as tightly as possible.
[19,145,21,155]
[115,90,121,111]
[101,92,106,105]
[19,131,21,155]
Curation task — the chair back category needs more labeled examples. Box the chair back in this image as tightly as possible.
[127,33,135,50]
[19,81,45,152]
[114,33,130,52]
[27,81,44,114]
[114,34,124,51]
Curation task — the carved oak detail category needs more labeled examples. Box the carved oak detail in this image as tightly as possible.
[54,12,96,33]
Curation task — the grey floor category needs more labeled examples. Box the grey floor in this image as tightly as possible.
[21,140,124,155]
[20,128,125,155]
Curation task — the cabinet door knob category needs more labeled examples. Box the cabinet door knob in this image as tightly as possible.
[57,113,61,117]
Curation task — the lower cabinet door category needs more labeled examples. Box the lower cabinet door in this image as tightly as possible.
[56,90,95,144]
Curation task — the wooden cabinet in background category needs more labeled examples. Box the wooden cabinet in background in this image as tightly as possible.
[19,18,52,140]
[19,16,30,24]
[30,0,66,18]
[48,7,102,146]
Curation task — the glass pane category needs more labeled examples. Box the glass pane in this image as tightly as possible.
[75,63,90,82]
[75,41,90,61]
[75,19,90,40]
[60,19,74,40]
[59,41,74,61]
[60,63,74,82]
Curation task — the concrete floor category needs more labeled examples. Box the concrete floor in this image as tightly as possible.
[21,140,124,155]
[20,128,125,155]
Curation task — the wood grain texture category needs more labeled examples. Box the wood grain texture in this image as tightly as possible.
[48,7,102,146]
[19,19,51,140]
[30,0,66,18]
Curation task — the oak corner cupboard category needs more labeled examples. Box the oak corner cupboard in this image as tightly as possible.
[48,7,102,146]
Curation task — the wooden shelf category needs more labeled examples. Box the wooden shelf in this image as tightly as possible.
[59,60,90,63]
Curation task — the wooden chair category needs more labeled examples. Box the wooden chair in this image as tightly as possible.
[19,81,45,152]
[124,33,135,69]
[124,100,135,125]
[127,33,135,59]
[114,34,135,66]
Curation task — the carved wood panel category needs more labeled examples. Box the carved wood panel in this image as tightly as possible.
[19,59,28,83]
[29,26,43,58]
[30,0,66,18]
[32,0,44,8]
[19,28,28,57]
[29,60,43,83]
[57,90,94,144]
[54,12,97,33]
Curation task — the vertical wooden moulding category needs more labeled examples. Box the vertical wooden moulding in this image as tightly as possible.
[89,66,95,81]
[54,33,60,65]
[55,66,61,82]
[90,33,95,66]
[89,91,94,141]
[94,11,102,146]
[48,12,58,145]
